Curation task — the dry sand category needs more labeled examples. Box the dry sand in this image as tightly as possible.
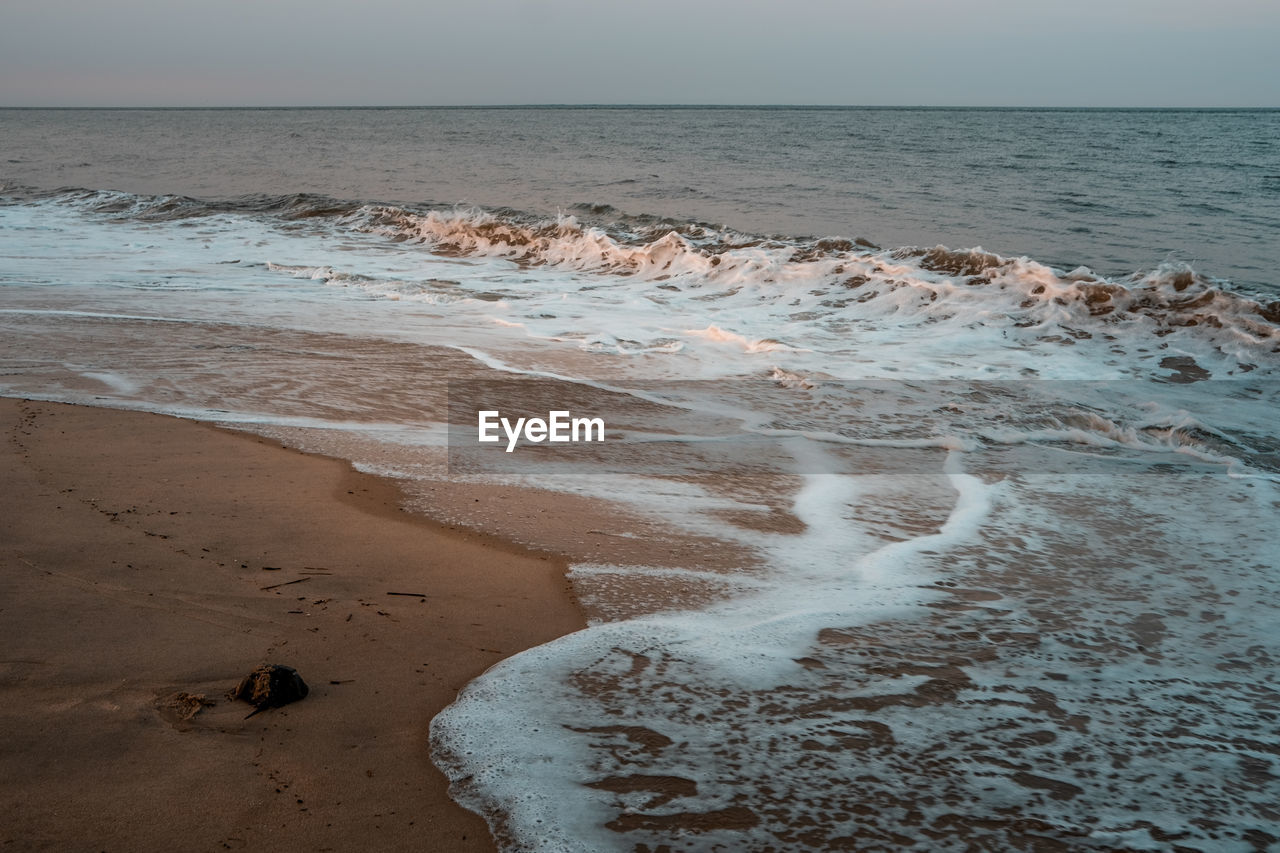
[0,398,585,852]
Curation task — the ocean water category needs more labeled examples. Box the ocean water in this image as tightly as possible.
[2,107,1279,851]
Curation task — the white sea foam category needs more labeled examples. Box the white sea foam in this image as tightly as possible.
[433,458,1280,851]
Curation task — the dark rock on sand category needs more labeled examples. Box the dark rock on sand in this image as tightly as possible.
[229,664,309,717]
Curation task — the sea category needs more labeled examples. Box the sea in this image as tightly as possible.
[2,107,1279,851]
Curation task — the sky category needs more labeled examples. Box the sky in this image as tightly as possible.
[2,0,1278,107]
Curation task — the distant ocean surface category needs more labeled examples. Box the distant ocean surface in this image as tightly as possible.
[3,107,1279,851]
[4,107,1280,292]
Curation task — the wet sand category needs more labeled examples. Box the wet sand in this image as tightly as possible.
[0,398,584,852]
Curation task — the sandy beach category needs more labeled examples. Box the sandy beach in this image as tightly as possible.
[0,397,584,852]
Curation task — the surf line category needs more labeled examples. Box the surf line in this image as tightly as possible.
[478,410,605,453]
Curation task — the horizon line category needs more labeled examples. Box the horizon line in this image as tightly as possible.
[2,103,1278,112]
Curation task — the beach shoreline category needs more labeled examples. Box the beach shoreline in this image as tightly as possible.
[0,396,585,852]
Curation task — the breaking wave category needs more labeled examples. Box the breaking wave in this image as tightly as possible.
[352,204,1280,354]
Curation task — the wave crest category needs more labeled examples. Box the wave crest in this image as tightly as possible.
[348,205,1279,356]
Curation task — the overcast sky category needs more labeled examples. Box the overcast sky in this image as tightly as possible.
[2,0,1278,107]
